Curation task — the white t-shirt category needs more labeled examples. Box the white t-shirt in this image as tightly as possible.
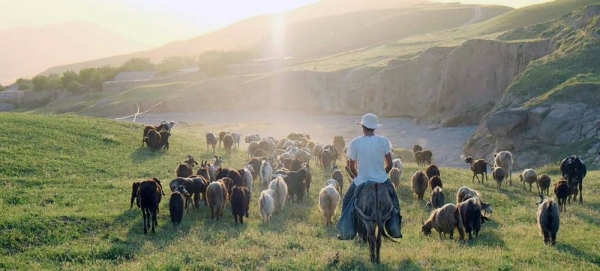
[346,134,391,186]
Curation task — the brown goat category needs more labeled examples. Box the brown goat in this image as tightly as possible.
[142,123,168,147]
[137,179,163,234]
[223,134,234,155]
[429,176,443,191]
[464,156,488,183]
[492,166,506,189]
[425,164,440,179]
[422,203,465,240]
[554,179,570,212]
[411,171,428,201]
[206,180,228,220]
[537,174,551,197]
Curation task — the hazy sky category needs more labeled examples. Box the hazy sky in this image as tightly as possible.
[1,0,554,47]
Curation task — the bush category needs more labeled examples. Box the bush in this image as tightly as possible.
[66,81,84,93]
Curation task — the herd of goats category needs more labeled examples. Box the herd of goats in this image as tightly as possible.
[135,120,589,262]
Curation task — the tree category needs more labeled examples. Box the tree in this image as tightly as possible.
[46,74,62,90]
[66,81,83,93]
[120,58,154,72]
[0,84,5,91]
[16,78,32,90]
[32,75,49,91]
[157,56,197,75]
[61,71,79,88]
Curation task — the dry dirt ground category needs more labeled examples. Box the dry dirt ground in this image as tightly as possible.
[129,110,477,169]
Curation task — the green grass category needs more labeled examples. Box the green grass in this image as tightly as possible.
[1,113,599,269]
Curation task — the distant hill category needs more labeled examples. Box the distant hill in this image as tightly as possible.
[0,21,150,84]
[40,0,449,75]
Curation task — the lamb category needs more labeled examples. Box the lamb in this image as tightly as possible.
[389,167,401,189]
[260,159,273,188]
[319,179,341,226]
[464,156,488,183]
[331,164,344,194]
[259,189,275,223]
[284,168,307,202]
[426,186,445,209]
[457,197,483,240]
[492,166,506,189]
[425,164,440,179]
[206,133,218,153]
[494,151,513,186]
[537,197,560,246]
[421,203,465,240]
[537,174,551,197]
[206,180,228,220]
[230,186,250,225]
[223,134,234,155]
[137,179,163,234]
[411,171,429,201]
[429,176,443,191]
[169,185,190,226]
[553,179,570,212]
[456,186,493,218]
[519,168,537,192]
[268,176,288,212]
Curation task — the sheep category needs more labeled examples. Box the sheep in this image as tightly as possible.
[230,186,250,225]
[259,189,275,223]
[218,131,227,149]
[206,180,228,220]
[248,141,259,158]
[303,162,312,196]
[411,171,429,201]
[553,179,570,212]
[331,164,344,194]
[223,134,234,155]
[284,168,307,202]
[421,203,465,240]
[206,133,218,153]
[260,159,273,188]
[247,157,262,182]
[319,179,341,226]
[413,144,423,153]
[389,167,401,189]
[537,174,551,197]
[494,151,513,186]
[209,156,225,182]
[426,186,445,209]
[130,181,140,209]
[456,186,493,218]
[422,150,433,165]
[231,132,241,149]
[457,197,483,240]
[464,156,488,183]
[333,136,345,159]
[519,168,537,192]
[537,197,560,246]
[425,164,440,179]
[137,179,163,234]
[169,185,190,226]
[142,123,168,147]
[268,176,288,212]
[429,176,443,191]
[242,165,254,198]
[492,166,506,189]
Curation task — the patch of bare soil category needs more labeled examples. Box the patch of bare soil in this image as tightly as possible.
[128,110,477,168]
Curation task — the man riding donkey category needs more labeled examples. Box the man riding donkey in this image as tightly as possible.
[337,113,403,240]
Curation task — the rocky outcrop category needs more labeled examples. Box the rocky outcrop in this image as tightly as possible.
[464,103,600,169]
[225,38,553,125]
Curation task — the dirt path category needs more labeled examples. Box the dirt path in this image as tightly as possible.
[129,110,477,169]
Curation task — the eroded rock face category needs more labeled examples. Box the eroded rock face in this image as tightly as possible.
[465,103,600,169]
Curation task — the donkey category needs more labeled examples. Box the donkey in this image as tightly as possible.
[355,183,399,264]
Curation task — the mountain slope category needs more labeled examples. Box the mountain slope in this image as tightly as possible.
[0,21,149,84]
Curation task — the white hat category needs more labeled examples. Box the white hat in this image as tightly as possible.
[357,113,383,129]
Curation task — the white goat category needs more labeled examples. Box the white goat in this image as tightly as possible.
[259,189,275,223]
[260,159,273,187]
[268,176,288,212]
[319,179,341,226]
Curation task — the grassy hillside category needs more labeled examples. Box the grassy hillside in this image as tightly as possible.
[498,4,600,108]
[1,113,599,269]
